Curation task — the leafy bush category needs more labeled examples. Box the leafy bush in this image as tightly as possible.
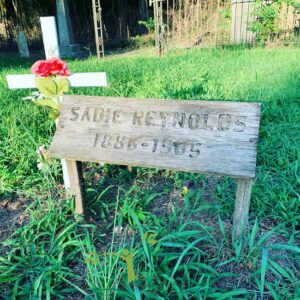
[138,18,155,34]
[250,0,295,44]
[128,35,155,49]
[251,1,280,43]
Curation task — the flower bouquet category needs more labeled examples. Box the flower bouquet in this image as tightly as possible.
[28,57,71,121]
[25,58,71,170]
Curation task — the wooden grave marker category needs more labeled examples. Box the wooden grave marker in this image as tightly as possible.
[48,95,261,237]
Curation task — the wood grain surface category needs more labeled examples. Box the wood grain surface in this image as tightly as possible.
[49,95,261,178]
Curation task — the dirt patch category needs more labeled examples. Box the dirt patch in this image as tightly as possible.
[0,193,30,255]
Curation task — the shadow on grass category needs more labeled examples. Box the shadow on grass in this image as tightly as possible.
[0,55,36,71]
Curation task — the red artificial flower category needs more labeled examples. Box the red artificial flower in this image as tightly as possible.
[31,58,71,77]
[31,60,51,77]
[48,57,71,77]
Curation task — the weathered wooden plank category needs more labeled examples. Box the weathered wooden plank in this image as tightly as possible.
[233,178,254,238]
[6,72,108,89]
[49,95,261,178]
[64,160,86,216]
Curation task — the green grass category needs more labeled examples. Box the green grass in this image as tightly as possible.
[0,46,299,299]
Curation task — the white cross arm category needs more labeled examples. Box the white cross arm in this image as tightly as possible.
[6,72,108,89]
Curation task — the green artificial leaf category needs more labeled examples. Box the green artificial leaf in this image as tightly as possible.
[49,110,60,121]
[35,99,60,111]
[35,77,57,97]
[56,77,69,96]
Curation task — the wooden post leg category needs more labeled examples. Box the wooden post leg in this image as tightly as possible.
[63,159,86,217]
[233,178,254,239]
[61,158,71,189]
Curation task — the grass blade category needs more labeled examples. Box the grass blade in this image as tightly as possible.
[260,248,268,300]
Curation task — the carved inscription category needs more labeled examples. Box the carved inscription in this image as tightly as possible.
[93,133,202,158]
[49,96,261,178]
[70,106,246,132]
[71,107,123,124]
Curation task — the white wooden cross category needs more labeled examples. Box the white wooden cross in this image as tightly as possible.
[6,16,108,216]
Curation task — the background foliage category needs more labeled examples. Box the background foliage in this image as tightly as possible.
[251,0,300,44]
[0,0,148,50]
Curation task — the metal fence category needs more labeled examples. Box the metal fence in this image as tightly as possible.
[157,0,300,50]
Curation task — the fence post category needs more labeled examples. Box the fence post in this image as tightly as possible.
[231,0,256,44]
[151,0,165,55]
